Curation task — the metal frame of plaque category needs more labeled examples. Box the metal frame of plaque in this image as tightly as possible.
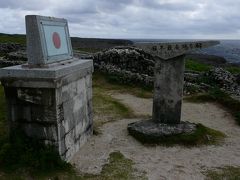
[26,15,73,65]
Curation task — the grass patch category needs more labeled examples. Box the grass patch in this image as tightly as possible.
[185,88,240,125]
[92,71,152,134]
[93,86,135,134]
[94,88,133,119]
[225,66,240,74]
[0,131,73,176]
[0,33,26,44]
[185,59,212,72]
[76,47,101,53]
[130,123,225,146]
[93,71,153,99]
[205,166,240,180]
[78,151,147,180]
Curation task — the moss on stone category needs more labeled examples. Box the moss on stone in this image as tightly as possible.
[205,166,240,180]
[129,123,225,146]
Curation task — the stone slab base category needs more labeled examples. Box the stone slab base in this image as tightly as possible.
[0,59,94,161]
[128,120,197,144]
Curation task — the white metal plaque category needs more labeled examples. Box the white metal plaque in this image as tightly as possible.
[26,15,73,65]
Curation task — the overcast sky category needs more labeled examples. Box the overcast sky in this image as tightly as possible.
[0,0,239,39]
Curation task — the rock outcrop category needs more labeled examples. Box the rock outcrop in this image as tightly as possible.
[93,46,240,96]
[0,43,24,53]
[205,68,240,96]
[93,46,155,88]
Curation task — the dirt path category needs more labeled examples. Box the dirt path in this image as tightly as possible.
[71,93,240,180]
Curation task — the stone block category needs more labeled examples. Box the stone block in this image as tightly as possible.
[20,123,58,141]
[62,82,78,103]
[75,120,86,140]
[73,93,84,113]
[58,138,67,156]
[64,129,75,160]
[87,86,92,101]
[73,106,85,125]
[85,74,92,88]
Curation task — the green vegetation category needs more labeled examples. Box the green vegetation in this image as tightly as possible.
[92,71,153,134]
[130,123,225,146]
[0,131,73,178]
[225,66,240,74]
[0,33,26,44]
[0,150,146,179]
[93,86,135,134]
[0,86,75,179]
[185,59,212,72]
[186,88,240,125]
[78,151,146,180]
[186,58,240,75]
[93,71,153,99]
[205,166,240,180]
[76,47,101,53]
[0,86,6,138]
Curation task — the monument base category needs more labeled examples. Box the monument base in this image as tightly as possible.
[128,120,196,144]
[0,58,93,161]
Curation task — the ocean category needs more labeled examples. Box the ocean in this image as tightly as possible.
[131,39,240,64]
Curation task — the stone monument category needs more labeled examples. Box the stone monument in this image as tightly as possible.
[0,15,93,161]
[128,41,219,142]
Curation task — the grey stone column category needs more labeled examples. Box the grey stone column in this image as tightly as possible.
[152,55,185,124]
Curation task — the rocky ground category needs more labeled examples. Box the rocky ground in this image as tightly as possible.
[71,93,240,180]
[93,46,240,96]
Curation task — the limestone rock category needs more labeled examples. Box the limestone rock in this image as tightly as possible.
[5,50,27,61]
[205,68,240,96]
[94,46,155,76]
[128,120,197,143]
[0,43,24,53]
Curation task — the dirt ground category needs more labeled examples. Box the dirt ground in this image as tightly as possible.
[71,93,240,180]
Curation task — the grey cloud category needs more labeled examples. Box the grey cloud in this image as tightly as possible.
[0,0,240,39]
[136,0,198,11]
[0,0,48,10]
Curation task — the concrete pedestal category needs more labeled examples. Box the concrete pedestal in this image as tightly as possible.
[0,58,93,161]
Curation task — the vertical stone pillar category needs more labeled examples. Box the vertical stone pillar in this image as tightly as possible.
[152,56,185,124]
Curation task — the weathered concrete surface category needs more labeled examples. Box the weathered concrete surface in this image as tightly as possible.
[153,56,185,123]
[135,40,219,59]
[0,59,93,161]
[0,58,92,82]
[137,41,220,124]
[128,120,196,143]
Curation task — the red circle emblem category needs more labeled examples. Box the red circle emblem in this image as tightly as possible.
[52,32,61,49]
